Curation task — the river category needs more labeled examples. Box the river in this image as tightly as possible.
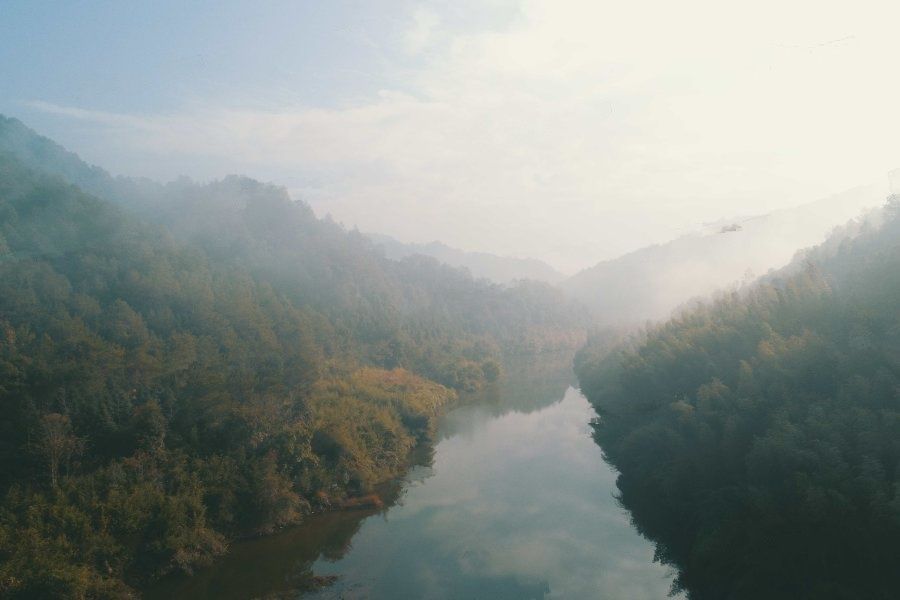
[148,354,676,599]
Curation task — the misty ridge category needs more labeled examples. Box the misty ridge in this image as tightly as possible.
[366,233,566,285]
[2,113,887,333]
[564,182,887,327]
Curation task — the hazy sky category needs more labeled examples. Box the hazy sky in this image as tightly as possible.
[2,0,899,272]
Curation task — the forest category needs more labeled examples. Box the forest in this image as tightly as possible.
[576,199,900,599]
[0,118,587,598]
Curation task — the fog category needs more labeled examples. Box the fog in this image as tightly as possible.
[3,0,900,273]
[564,182,888,325]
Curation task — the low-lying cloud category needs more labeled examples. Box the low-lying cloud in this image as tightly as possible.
[27,0,900,272]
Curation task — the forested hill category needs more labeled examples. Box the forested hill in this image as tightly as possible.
[576,199,900,599]
[563,184,883,326]
[0,116,587,367]
[0,119,586,598]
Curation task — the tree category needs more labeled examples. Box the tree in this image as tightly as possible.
[40,413,81,488]
[132,400,166,454]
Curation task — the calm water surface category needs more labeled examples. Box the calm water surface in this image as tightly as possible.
[149,355,676,599]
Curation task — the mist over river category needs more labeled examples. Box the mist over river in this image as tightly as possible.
[149,354,676,599]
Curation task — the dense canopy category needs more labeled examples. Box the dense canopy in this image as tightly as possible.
[577,199,900,599]
[0,118,587,598]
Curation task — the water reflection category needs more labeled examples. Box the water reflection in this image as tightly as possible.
[149,354,676,599]
[145,480,406,600]
[435,351,577,441]
[306,386,675,599]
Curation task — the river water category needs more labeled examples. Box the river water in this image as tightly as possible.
[148,355,676,599]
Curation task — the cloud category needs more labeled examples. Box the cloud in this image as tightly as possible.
[27,0,900,272]
[404,7,440,55]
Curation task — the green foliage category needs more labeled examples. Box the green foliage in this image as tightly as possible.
[0,119,586,597]
[0,115,588,370]
[300,368,456,495]
[577,200,900,599]
[480,358,502,382]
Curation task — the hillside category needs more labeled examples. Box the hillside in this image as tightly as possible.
[0,120,587,597]
[367,233,565,285]
[563,186,884,327]
[575,198,900,599]
[0,116,588,367]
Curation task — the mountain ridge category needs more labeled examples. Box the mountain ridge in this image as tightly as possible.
[367,232,565,285]
[562,183,885,326]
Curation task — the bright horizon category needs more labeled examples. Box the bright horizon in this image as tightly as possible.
[2,0,900,272]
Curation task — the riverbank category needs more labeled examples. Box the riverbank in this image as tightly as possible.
[143,381,451,599]
[148,353,677,599]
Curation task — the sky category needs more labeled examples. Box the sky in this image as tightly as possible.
[2,0,899,273]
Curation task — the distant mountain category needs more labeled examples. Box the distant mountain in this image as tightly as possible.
[0,114,147,194]
[562,185,885,326]
[0,115,587,358]
[367,233,565,285]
